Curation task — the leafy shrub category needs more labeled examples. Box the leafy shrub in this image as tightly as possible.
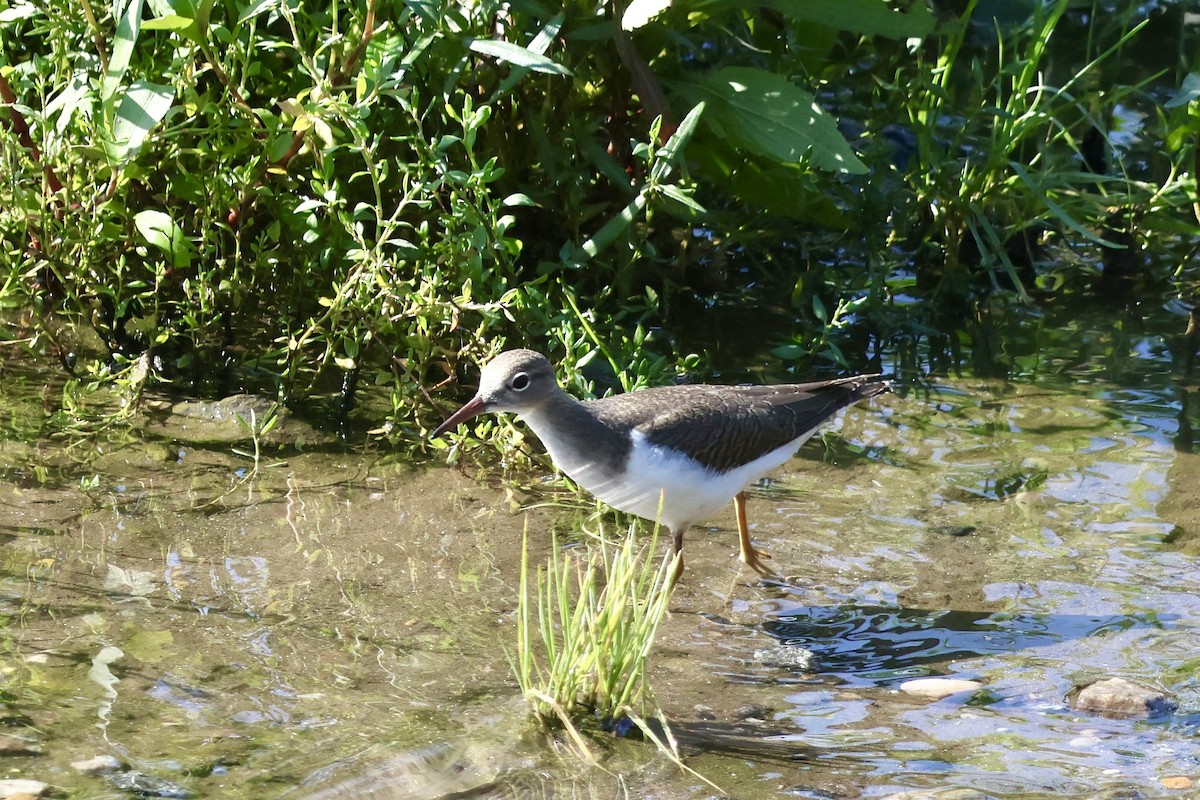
[0,0,1181,440]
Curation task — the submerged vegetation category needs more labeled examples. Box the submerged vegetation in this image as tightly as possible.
[0,0,1193,440]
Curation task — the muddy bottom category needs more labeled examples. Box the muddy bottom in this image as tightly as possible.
[1,365,1199,798]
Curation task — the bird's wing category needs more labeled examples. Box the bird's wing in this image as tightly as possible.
[588,376,889,472]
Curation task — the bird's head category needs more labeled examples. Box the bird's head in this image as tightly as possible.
[430,349,559,438]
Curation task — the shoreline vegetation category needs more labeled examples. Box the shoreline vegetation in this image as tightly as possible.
[1,1,1193,444]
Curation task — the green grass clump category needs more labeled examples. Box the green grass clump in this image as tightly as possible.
[512,518,677,750]
[511,518,723,791]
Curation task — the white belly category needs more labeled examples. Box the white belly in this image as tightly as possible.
[529,424,817,533]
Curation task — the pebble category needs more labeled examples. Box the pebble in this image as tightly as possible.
[753,643,816,670]
[0,735,41,756]
[734,704,773,721]
[71,755,121,775]
[1068,734,1103,748]
[898,678,983,699]
[109,770,193,798]
[1160,776,1192,790]
[0,779,49,799]
[1072,677,1176,718]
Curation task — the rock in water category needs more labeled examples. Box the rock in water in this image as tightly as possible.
[898,678,983,699]
[753,643,816,670]
[70,755,121,775]
[0,778,50,798]
[1072,677,1176,718]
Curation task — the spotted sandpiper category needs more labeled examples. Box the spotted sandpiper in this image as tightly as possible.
[432,350,890,579]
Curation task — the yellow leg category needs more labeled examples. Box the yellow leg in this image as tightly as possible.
[735,491,776,575]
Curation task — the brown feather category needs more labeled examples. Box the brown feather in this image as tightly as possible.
[584,376,890,472]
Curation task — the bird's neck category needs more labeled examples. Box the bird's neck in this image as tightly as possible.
[518,390,629,477]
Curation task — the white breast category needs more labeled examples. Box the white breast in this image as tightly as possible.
[521,410,819,532]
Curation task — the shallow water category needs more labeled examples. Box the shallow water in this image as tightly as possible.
[2,299,1199,798]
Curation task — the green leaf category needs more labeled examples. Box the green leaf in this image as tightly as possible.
[489,14,568,98]
[652,101,704,181]
[142,0,212,44]
[0,3,40,22]
[684,67,866,174]
[658,184,706,214]
[134,209,192,268]
[1166,73,1200,109]
[189,0,215,29]
[45,75,92,135]
[771,344,808,360]
[812,294,828,323]
[103,0,145,101]
[142,14,193,30]
[721,155,844,221]
[567,193,648,266]
[622,0,672,30]
[468,39,573,76]
[527,12,564,55]
[107,81,175,165]
[503,193,537,207]
[238,0,276,24]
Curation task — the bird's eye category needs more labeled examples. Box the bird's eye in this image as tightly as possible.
[511,372,531,391]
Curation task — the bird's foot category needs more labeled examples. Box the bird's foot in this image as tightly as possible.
[739,545,778,577]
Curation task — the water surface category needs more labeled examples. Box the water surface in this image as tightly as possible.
[1,300,1199,798]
